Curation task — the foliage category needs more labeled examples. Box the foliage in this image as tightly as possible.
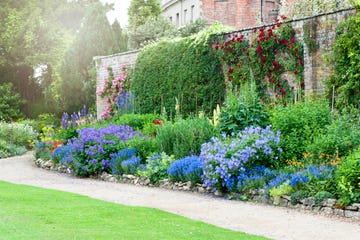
[119,136,160,162]
[290,190,309,205]
[269,182,293,197]
[219,82,269,135]
[335,148,360,205]
[0,83,25,121]
[0,0,90,117]
[200,126,282,192]
[177,18,207,37]
[325,10,360,109]
[167,156,203,184]
[140,152,175,184]
[111,20,129,53]
[34,141,54,160]
[0,141,27,159]
[314,191,334,206]
[214,17,304,104]
[110,148,141,175]
[306,109,360,161]
[112,113,161,133]
[269,100,331,162]
[128,16,176,49]
[132,24,228,117]
[59,2,122,114]
[128,0,161,28]
[156,117,218,159]
[63,125,139,177]
[0,122,37,149]
[267,165,336,195]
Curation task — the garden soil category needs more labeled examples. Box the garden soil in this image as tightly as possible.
[0,152,359,240]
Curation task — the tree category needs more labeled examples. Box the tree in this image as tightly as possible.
[58,1,119,113]
[128,0,161,28]
[0,0,90,117]
[0,83,25,121]
[111,20,129,53]
[128,16,176,49]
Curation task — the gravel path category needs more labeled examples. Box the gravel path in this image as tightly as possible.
[0,152,359,240]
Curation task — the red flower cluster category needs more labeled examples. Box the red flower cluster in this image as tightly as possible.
[214,16,304,105]
[153,119,163,125]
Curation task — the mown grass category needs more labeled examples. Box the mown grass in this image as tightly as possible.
[0,181,269,240]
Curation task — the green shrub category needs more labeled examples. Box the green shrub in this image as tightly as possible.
[119,135,160,163]
[307,109,360,161]
[112,113,161,135]
[269,100,331,163]
[132,24,227,117]
[0,140,27,158]
[290,190,309,205]
[0,83,25,122]
[219,82,269,135]
[335,148,360,205]
[0,122,37,149]
[156,117,218,159]
[140,152,175,184]
[314,191,334,206]
[269,182,293,197]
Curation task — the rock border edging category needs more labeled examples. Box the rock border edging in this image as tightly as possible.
[34,158,360,221]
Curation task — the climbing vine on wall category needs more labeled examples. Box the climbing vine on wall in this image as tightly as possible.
[97,66,131,118]
[214,16,304,105]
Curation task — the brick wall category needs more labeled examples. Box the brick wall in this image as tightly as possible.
[93,50,140,118]
[201,0,281,29]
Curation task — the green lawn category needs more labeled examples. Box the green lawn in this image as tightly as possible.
[0,181,269,240]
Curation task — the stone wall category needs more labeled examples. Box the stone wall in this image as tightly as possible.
[93,50,140,118]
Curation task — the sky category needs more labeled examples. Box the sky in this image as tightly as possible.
[100,0,131,27]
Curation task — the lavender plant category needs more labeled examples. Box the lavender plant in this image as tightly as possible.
[167,156,203,184]
[110,148,138,175]
[64,124,139,176]
[200,125,282,192]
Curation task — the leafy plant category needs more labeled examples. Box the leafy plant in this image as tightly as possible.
[156,117,218,159]
[0,82,25,122]
[219,82,269,135]
[269,182,293,197]
[0,122,37,151]
[167,156,203,184]
[112,113,161,133]
[290,190,309,205]
[140,152,174,184]
[269,100,331,163]
[314,191,334,206]
[119,135,160,163]
[335,148,360,205]
[307,109,360,161]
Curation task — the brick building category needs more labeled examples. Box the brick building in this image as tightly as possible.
[161,0,298,29]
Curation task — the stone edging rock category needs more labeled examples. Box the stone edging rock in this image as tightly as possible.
[34,158,360,221]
